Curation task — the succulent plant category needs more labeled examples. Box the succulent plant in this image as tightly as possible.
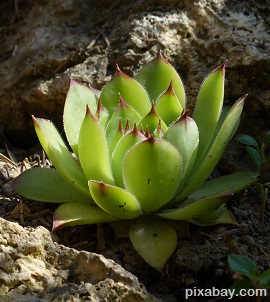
[13,53,258,269]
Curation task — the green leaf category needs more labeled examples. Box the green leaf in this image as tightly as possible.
[235,134,259,149]
[245,146,261,170]
[158,194,232,220]
[193,64,225,165]
[190,207,237,226]
[137,103,167,134]
[63,78,98,156]
[33,117,90,197]
[185,171,259,201]
[230,280,255,293]
[53,203,117,231]
[129,217,177,270]
[228,254,258,280]
[78,106,114,185]
[155,82,183,125]
[259,270,270,289]
[123,136,182,212]
[100,65,151,116]
[105,96,141,145]
[135,52,185,108]
[13,168,92,203]
[163,114,199,199]
[89,181,142,219]
[111,124,145,188]
[177,96,246,200]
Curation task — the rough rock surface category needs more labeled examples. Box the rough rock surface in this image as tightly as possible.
[0,0,269,150]
[0,218,158,302]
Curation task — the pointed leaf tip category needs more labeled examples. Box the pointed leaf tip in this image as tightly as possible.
[129,123,144,138]
[167,80,174,93]
[96,98,104,118]
[215,62,226,77]
[220,62,226,75]
[114,64,130,79]
[68,77,77,86]
[115,63,121,72]
[157,51,167,63]
[85,104,98,121]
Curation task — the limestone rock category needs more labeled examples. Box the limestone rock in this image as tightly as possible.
[0,0,269,150]
[0,218,158,302]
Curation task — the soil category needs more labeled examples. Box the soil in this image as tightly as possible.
[0,152,269,302]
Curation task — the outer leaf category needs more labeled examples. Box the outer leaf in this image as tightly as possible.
[105,96,141,145]
[64,79,98,156]
[158,194,232,220]
[78,106,114,185]
[163,113,199,198]
[13,168,92,203]
[228,254,258,280]
[135,52,185,108]
[123,137,182,212]
[190,207,238,226]
[53,203,116,231]
[111,125,145,188]
[129,217,177,270]
[193,64,225,165]
[185,171,259,201]
[155,82,183,125]
[235,134,259,149]
[33,117,90,197]
[177,96,246,200]
[89,181,142,219]
[100,65,151,116]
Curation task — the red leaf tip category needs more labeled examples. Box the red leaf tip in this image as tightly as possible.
[85,105,98,122]
[146,135,156,144]
[118,94,129,108]
[164,80,175,96]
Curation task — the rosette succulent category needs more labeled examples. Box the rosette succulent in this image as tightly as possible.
[13,53,258,269]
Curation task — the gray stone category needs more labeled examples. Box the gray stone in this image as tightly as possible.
[0,0,269,150]
[0,218,158,302]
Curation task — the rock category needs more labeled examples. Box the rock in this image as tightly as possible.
[0,0,269,151]
[0,218,158,302]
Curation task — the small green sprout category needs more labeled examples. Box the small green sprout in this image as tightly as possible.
[235,131,270,181]
[235,131,270,223]
[228,254,270,301]
[13,53,258,269]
